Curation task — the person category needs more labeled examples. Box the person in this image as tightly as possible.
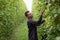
[25,9,45,40]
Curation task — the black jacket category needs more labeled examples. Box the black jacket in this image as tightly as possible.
[27,15,45,40]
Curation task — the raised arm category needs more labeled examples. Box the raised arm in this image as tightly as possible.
[35,9,45,26]
[28,9,45,27]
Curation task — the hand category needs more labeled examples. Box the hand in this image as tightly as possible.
[40,9,45,15]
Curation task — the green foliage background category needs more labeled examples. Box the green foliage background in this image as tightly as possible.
[0,0,60,40]
[32,0,60,40]
[0,0,27,40]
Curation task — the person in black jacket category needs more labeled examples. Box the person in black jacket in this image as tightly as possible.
[25,9,45,40]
